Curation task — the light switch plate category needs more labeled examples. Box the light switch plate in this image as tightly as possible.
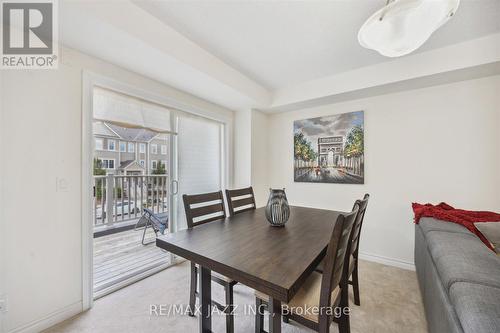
[56,177,69,192]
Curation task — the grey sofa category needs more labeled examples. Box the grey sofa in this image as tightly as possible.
[415,217,500,333]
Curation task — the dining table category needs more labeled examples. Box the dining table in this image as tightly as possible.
[156,205,342,333]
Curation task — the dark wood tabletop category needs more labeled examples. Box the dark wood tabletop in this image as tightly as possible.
[156,206,342,303]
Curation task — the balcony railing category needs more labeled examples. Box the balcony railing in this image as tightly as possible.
[93,174,168,227]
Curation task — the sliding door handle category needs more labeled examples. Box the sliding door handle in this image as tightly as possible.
[171,180,179,195]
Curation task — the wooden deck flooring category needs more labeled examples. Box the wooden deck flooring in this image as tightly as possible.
[93,227,170,297]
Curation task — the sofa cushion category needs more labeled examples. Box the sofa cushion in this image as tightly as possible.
[426,231,500,291]
[426,231,479,260]
[450,282,500,333]
[419,217,470,236]
[474,222,500,254]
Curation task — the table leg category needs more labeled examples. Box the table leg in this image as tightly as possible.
[199,265,212,333]
[268,297,281,333]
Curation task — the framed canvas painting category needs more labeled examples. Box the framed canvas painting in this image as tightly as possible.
[294,111,364,184]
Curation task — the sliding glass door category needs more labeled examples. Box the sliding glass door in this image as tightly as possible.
[91,87,175,298]
[89,84,228,298]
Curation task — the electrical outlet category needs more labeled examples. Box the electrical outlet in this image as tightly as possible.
[0,296,7,313]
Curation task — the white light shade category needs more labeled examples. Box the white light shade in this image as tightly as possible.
[358,0,460,57]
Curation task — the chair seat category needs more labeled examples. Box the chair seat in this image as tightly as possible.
[316,258,325,272]
[255,271,340,323]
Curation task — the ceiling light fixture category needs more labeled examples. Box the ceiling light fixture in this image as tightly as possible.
[358,0,460,57]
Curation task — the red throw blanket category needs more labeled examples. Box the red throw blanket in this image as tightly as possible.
[412,202,500,251]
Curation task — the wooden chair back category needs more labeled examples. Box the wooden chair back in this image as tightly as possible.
[318,205,358,328]
[349,194,369,259]
[183,191,226,229]
[225,187,256,216]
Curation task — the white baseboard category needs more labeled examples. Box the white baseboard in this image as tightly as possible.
[359,251,415,271]
[7,301,82,333]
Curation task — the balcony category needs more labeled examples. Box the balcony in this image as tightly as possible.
[92,174,171,298]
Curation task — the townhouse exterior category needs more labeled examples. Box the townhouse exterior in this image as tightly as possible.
[93,121,168,175]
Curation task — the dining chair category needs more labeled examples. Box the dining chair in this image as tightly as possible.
[346,194,369,306]
[225,186,256,216]
[183,190,237,333]
[254,205,359,333]
[316,194,370,306]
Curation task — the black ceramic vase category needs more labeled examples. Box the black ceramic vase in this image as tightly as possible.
[265,188,290,227]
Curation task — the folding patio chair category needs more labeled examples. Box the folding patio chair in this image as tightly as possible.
[134,208,168,245]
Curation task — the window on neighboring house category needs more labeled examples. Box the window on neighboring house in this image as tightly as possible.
[151,144,158,154]
[99,158,115,169]
[128,142,135,153]
[161,145,167,155]
[108,140,116,151]
[95,138,103,150]
[139,143,146,153]
[119,141,126,152]
[139,160,145,167]
[151,160,157,170]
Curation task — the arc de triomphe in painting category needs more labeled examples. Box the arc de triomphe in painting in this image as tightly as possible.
[317,136,344,167]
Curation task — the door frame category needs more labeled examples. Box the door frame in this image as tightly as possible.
[82,71,233,310]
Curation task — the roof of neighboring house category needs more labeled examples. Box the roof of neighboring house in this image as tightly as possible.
[150,133,168,143]
[119,160,145,170]
[107,123,158,142]
[93,121,120,138]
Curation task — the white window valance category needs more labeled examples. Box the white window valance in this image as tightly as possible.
[93,86,174,134]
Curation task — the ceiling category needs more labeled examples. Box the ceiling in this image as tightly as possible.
[60,0,500,112]
[133,0,500,90]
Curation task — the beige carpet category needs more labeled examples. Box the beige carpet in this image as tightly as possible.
[45,260,426,333]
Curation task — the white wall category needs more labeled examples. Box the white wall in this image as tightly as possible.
[251,110,270,207]
[0,47,235,333]
[232,109,271,207]
[1,64,83,333]
[267,76,500,268]
[233,109,252,187]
